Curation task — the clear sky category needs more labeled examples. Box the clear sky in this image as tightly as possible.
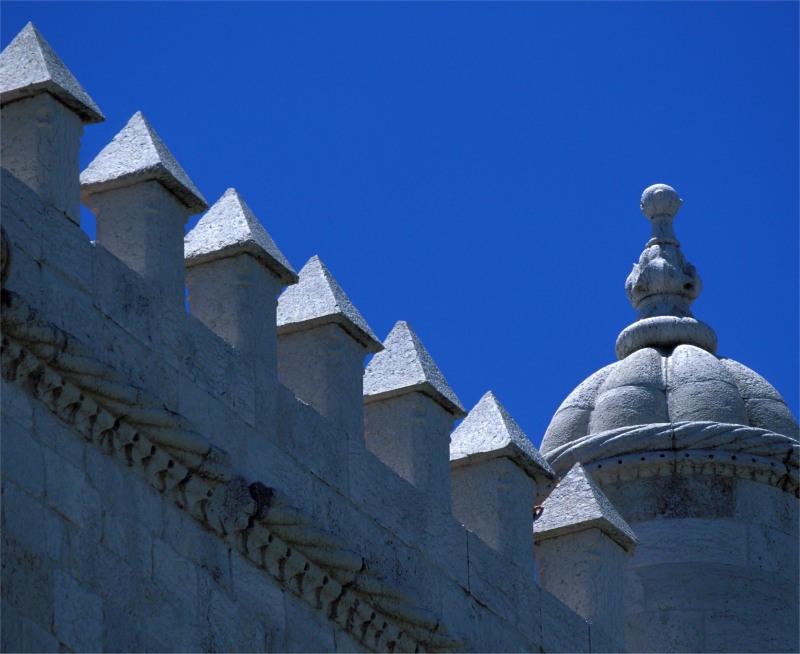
[3,1,798,447]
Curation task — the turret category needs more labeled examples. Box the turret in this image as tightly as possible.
[540,184,799,653]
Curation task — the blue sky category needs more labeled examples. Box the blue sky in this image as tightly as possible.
[3,2,798,446]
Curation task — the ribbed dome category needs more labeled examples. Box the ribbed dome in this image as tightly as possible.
[540,344,799,455]
[541,184,799,457]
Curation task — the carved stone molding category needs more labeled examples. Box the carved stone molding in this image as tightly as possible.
[0,284,465,652]
[544,421,799,496]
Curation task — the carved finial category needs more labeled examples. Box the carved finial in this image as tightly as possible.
[615,184,717,359]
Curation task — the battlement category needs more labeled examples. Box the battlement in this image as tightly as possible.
[2,22,796,654]
[0,22,629,653]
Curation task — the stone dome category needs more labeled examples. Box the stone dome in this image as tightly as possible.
[540,344,799,455]
[540,184,799,456]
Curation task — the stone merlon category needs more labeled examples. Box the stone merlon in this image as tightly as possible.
[0,22,104,123]
[534,462,637,553]
[364,320,465,418]
[80,111,207,213]
[277,255,382,353]
[185,188,298,285]
[450,391,554,485]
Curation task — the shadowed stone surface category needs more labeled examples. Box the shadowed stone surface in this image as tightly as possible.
[450,391,554,483]
[0,22,103,123]
[80,111,206,213]
[184,188,297,285]
[276,255,381,352]
[534,463,637,552]
[363,321,465,417]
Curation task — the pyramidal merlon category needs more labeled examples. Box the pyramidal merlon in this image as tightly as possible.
[364,320,465,417]
[80,111,206,213]
[0,21,103,123]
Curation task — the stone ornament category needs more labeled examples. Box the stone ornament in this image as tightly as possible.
[616,184,717,359]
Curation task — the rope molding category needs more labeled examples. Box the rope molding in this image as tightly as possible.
[0,231,466,652]
[545,421,799,495]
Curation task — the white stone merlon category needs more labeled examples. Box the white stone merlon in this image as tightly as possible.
[0,23,103,224]
[450,391,555,567]
[363,321,465,511]
[534,463,636,651]
[184,188,297,430]
[80,112,207,307]
[277,256,381,442]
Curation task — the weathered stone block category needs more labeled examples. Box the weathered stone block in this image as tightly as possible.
[53,569,103,652]
[539,588,590,653]
[629,517,747,568]
[625,609,704,653]
[1,597,61,654]
[1,534,54,630]
[44,447,102,538]
[1,413,45,497]
[162,501,232,592]
[153,537,200,614]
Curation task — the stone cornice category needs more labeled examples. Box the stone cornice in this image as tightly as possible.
[544,421,799,496]
[0,244,466,652]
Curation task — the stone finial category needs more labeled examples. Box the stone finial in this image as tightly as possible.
[0,22,103,123]
[450,391,554,484]
[185,188,297,285]
[534,463,636,551]
[615,184,717,359]
[363,321,465,418]
[80,111,207,213]
[277,256,381,353]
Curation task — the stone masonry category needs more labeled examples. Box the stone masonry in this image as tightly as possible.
[1,23,798,654]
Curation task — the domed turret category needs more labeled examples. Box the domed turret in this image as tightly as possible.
[536,185,799,653]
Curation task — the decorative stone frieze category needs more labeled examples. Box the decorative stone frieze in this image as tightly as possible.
[0,243,465,654]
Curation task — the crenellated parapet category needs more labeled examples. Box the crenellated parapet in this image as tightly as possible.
[1,22,605,654]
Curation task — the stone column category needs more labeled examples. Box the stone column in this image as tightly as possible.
[534,463,637,651]
[0,22,104,224]
[277,255,382,442]
[185,188,298,428]
[363,321,466,512]
[80,112,207,308]
[450,391,554,568]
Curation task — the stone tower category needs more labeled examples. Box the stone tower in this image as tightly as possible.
[537,184,799,652]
